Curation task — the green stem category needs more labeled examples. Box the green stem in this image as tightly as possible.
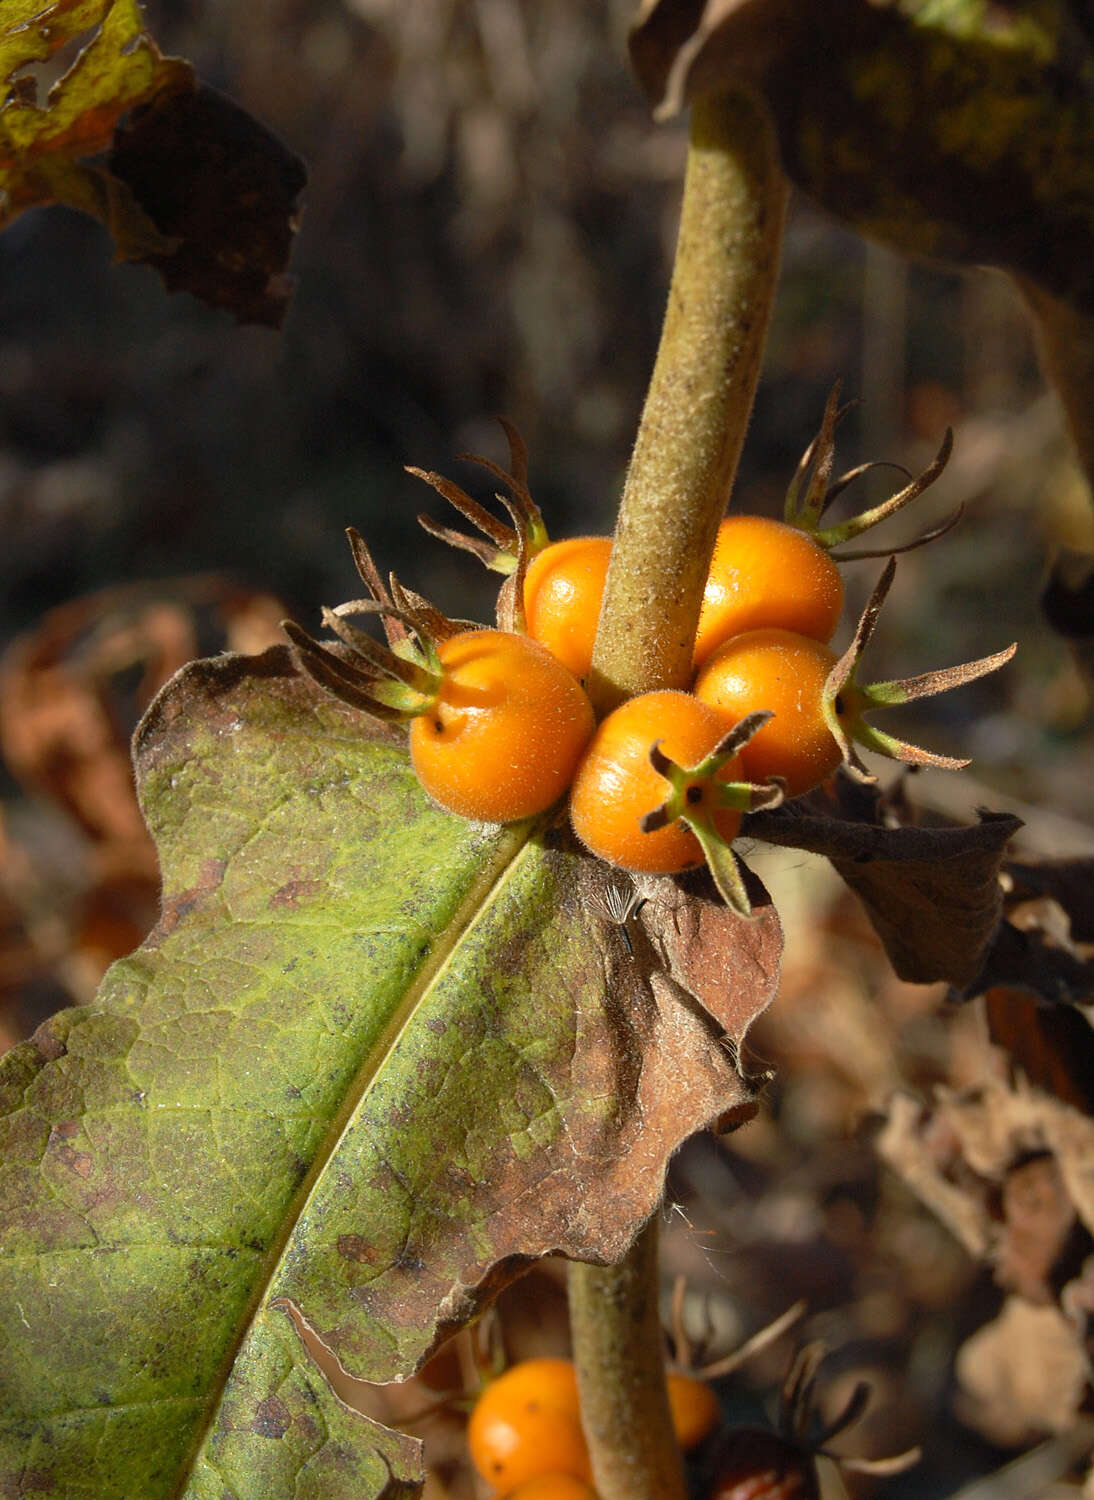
[587,88,788,714]
[570,1220,683,1500]
[569,88,787,1500]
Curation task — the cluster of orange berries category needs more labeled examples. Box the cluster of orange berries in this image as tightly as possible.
[466,1357,719,1500]
[459,1334,920,1500]
[286,395,1015,913]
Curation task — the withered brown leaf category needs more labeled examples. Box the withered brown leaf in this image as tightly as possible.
[958,856,1094,1010]
[746,778,1021,986]
[109,84,306,327]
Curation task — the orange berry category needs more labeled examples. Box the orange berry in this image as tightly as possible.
[468,1360,591,1496]
[693,518,843,667]
[505,1477,599,1500]
[694,629,844,798]
[569,691,745,874]
[408,630,595,822]
[518,518,843,680]
[477,1358,581,1418]
[667,1372,720,1451]
[522,537,612,681]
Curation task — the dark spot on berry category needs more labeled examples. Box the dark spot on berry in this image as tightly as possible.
[434,719,444,733]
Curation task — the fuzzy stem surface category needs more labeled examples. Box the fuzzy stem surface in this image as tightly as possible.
[569,87,787,1500]
[587,88,787,713]
[570,1219,682,1500]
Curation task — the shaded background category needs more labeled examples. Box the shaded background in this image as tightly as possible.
[2,1,1094,1495]
[4,0,1089,654]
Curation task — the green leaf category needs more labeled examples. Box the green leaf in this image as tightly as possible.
[0,0,119,80]
[0,645,780,1499]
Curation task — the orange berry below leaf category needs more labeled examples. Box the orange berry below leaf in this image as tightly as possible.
[523,536,612,681]
[477,1358,581,1418]
[469,1404,592,1495]
[694,629,844,799]
[693,517,843,668]
[505,1477,599,1500]
[569,691,745,875]
[409,630,595,823]
[469,1357,716,1497]
[667,1371,720,1451]
[468,1360,591,1496]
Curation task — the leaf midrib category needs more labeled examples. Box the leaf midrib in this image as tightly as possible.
[172,816,539,1497]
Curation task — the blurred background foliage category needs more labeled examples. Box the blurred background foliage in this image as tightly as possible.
[1,0,1087,652]
[2,4,1094,1493]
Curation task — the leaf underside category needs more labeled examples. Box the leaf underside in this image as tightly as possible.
[0,645,781,1500]
[630,0,1094,314]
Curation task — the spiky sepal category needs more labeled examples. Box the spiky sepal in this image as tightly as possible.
[637,713,784,917]
[821,558,1017,780]
[283,531,458,724]
[409,419,548,631]
[783,381,958,559]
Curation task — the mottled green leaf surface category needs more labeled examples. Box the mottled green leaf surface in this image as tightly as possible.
[0,646,780,1498]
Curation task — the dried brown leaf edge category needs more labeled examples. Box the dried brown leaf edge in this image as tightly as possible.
[746,778,1022,987]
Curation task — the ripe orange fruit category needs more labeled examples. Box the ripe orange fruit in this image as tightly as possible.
[694,629,843,798]
[667,1371,720,1451]
[505,1476,599,1500]
[468,1359,591,1496]
[569,690,746,874]
[408,630,595,822]
[693,518,843,668]
[518,521,842,681]
[523,537,612,681]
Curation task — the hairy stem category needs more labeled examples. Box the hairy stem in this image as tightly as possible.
[569,88,787,1500]
[587,88,787,713]
[570,1220,681,1500]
